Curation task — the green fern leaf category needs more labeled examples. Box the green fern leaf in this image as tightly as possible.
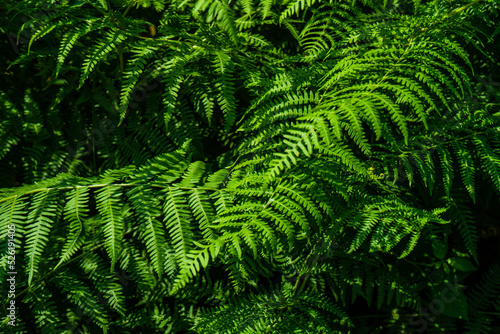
[96,186,124,269]
[127,185,165,276]
[56,186,89,269]
[55,17,108,78]
[26,190,59,286]
[79,30,127,88]
[163,187,194,266]
[453,141,476,203]
[473,135,500,192]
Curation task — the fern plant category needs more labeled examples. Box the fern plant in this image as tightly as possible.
[1,0,500,333]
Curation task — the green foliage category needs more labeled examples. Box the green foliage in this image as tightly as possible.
[1,0,500,332]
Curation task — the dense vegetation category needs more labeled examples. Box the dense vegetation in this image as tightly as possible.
[1,0,499,332]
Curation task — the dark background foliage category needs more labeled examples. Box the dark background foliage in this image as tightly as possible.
[1,0,500,333]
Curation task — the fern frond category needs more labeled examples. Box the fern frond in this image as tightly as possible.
[126,185,165,276]
[453,141,476,203]
[213,52,238,131]
[437,146,454,197]
[119,43,161,119]
[27,15,72,53]
[56,186,89,269]
[96,186,125,269]
[448,194,478,263]
[0,196,26,244]
[79,30,127,88]
[55,17,108,78]
[472,134,500,192]
[163,187,194,267]
[26,190,59,286]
